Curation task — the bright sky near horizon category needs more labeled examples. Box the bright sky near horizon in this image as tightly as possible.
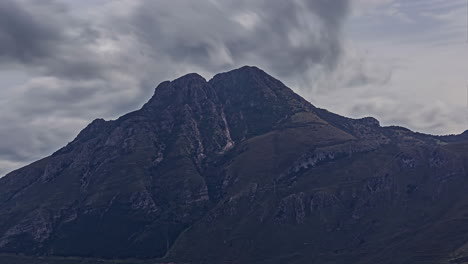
[0,0,467,175]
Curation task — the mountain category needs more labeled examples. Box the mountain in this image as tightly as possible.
[1,66,468,264]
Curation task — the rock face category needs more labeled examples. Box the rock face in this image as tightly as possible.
[1,66,468,264]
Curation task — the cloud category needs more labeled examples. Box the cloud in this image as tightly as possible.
[127,0,350,77]
[0,160,27,178]
[0,0,352,176]
[0,0,65,64]
[349,98,467,135]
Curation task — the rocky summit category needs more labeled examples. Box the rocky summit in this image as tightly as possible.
[1,66,468,264]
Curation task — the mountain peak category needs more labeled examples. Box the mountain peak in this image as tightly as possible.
[210,65,273,84]
[141,66,312,141]
[173,72,206,83]
[148,73,206,96]
[143,72,211,111]
[221,65,264,75]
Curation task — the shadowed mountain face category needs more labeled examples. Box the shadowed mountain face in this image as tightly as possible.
[1,66,468,264]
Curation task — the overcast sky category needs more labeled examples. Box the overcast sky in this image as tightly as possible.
[0,0,467,176]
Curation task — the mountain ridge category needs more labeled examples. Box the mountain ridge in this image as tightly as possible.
[50,65,468,151]
[1,66,468,264]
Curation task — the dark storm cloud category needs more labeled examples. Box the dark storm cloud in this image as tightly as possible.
[0,0,113,81]
[0,0,352,101]
[0,0,65,64]
[130,0,350,78]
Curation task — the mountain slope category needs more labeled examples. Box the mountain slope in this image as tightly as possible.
[0,66,468,264]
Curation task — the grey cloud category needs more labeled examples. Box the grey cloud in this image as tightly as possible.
[0,114,87,165]
[0,0,67,64]
[0,160,26,178]
[0,0,150,176]
[0,0,352,176]
[349,98,467,135]
[129,0,350,78]
[0,0,115,81]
